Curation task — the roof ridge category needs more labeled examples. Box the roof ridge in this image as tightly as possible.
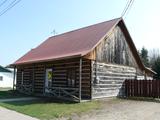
[48,17,121,39]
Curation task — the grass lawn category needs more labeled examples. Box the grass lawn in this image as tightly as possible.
[0,90,27,99]
[0,99,101,120]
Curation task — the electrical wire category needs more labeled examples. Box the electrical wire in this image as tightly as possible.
[0,0,22,17]
[121,0,130,17]
[0,0,8,8]
[121,0,134,18]
[123,0,134,19]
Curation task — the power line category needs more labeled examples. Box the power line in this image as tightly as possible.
[123,0,134,19]
[121,0,132,17]
[0,0,22,17]
[121,0,130,17]
[121,0,134,18]
[0,0,8,8]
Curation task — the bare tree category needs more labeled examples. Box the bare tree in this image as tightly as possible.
[149,48,160,79]
[149,48,160,67]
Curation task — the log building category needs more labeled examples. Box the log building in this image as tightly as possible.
[11,18,155,102]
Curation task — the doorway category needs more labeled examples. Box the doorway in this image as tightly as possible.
[45,68,52,93]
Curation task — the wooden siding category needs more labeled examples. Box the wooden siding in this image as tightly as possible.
[16,58,91,99]
[34,64,45,94]
[84,26,139,67]
[84,25,147,99]
[125,80,160,98]
[17,69,22,85]
[96,26,137,67]
[50,58,91,99]
[17,66,34,86]
[92,61,138,98]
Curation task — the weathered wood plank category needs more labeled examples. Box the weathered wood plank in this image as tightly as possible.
[92,61,139,99]
[16,57,92,99]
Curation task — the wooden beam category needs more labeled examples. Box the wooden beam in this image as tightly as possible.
[144,71,147,80]
[13,67,16,90]
[32,65,35,93]
[90,60,93,99]
[79,58,82,102]
[135,67,137,79]
[43,65,46,95]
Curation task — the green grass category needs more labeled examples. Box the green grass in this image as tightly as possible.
[0,99,101,120]
[0,90,27,99]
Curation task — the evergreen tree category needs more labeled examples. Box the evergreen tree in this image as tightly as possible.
[140,47,150,67]
[152,57,160,79]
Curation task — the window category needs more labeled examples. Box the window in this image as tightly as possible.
[0,76,3,81]
[67,69,76,87]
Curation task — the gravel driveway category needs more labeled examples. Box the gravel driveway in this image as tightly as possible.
[61,98,160,120]
[1,98,160,120]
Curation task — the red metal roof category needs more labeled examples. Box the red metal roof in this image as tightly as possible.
[13,18,121,65]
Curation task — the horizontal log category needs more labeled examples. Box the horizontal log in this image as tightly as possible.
[93,71,136,77]
[99,80,124,84]
[93,75,135,80]
[52,84,67,87]
[52,81,67,83]
[53,70,67,73]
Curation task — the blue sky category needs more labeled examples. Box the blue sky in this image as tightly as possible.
[0,0,160,66]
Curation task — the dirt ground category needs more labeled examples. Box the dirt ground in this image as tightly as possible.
[60,98,160,120]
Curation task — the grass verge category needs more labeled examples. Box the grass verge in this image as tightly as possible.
[0,90,27,99]
[0,99,101,120]
[121,96,160,103]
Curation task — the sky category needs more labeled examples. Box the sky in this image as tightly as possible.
[0,0,160,66]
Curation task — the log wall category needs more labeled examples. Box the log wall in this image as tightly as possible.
[89,25,148,99]
[92,61,138,98]
[34,64,45,94]
[17,66,34,86]
[16,58,91,99]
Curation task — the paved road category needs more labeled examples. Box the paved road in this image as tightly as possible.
[61,98,160,120]
[0,106,39,120]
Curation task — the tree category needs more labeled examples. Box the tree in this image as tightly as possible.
[139,47,150,67]
[149,49,160,66]
[152,57,160,79]
[149,49,160,79]
[139,47,160,79]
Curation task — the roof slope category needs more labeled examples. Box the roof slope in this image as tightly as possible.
[12,18,155,75]
[13,18,121,65]
[0,66,11,73]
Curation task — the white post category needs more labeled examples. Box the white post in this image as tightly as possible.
[13,67,16,90]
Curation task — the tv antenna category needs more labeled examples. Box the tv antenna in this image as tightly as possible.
[51,29,58,36]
